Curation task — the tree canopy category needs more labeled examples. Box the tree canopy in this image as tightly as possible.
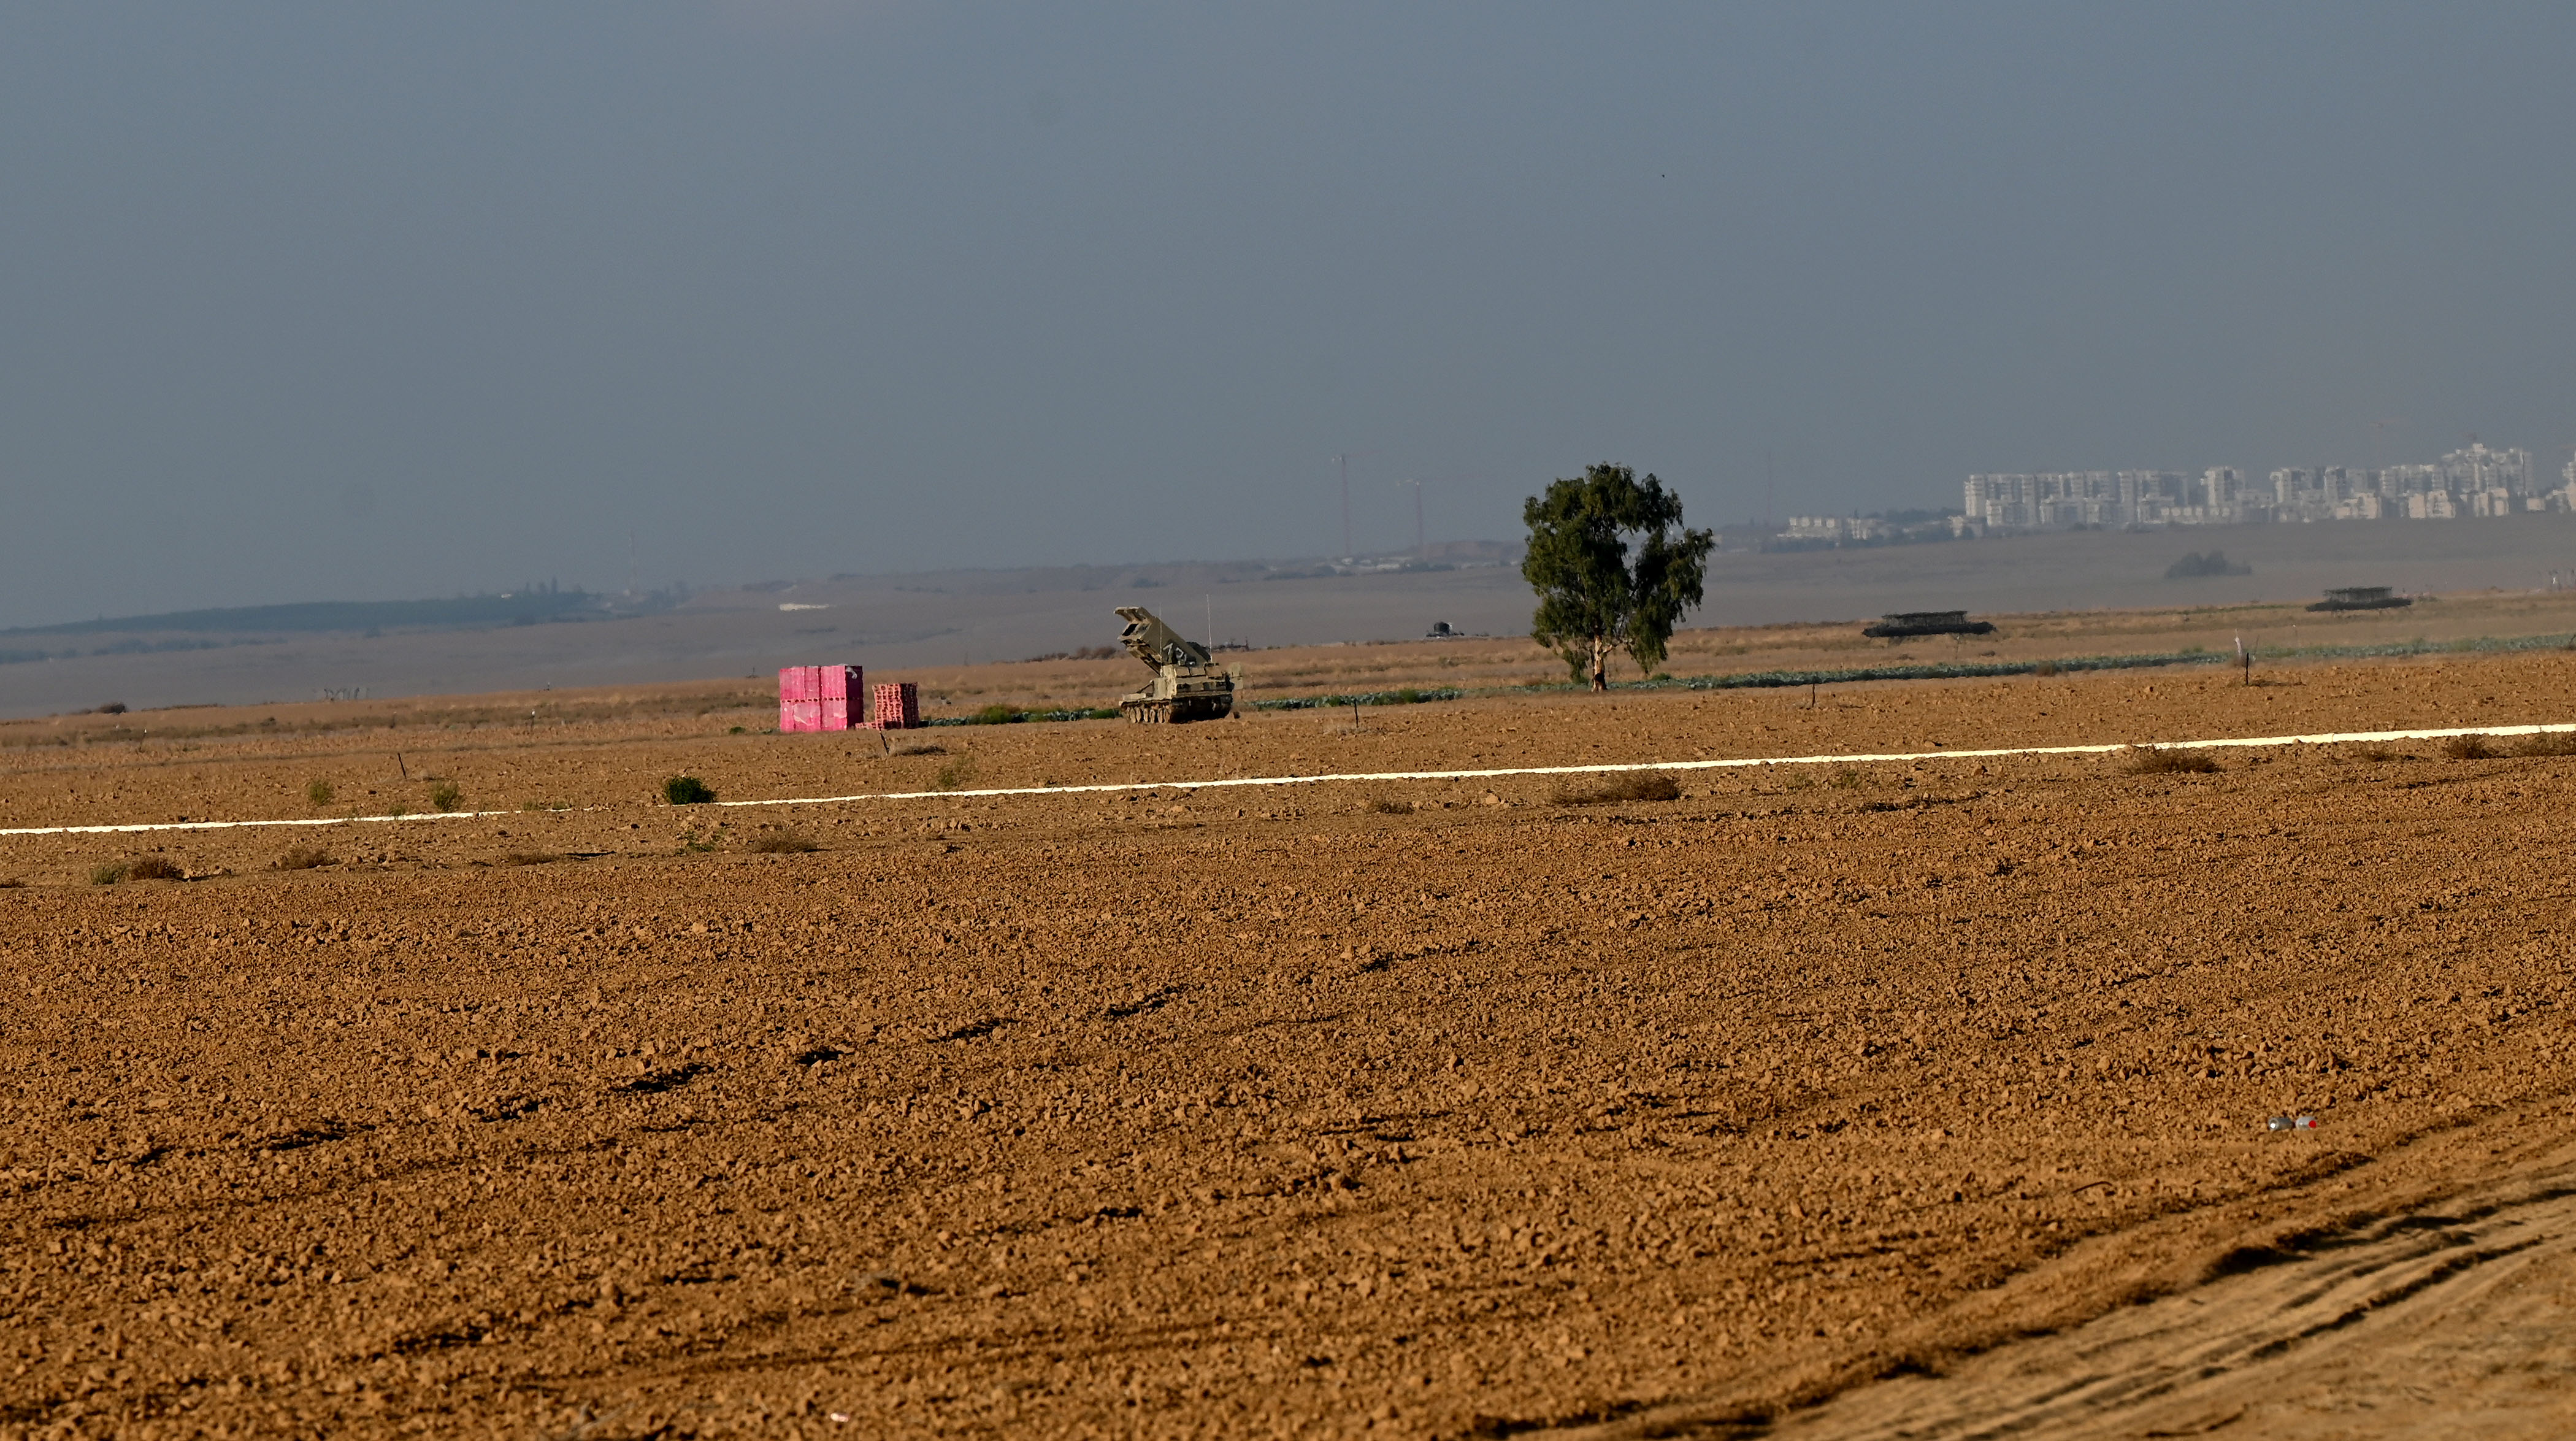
[1521,464,1714,690]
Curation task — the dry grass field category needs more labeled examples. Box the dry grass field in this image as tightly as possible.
[6,607,2576,1438]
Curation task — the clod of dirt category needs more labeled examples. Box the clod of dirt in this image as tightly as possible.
[1551,773,1682,805]
[1106,986,1186,1019]
[854,1271,928,1297]
[2125,745,2221,774]
[618,1062,710,1095]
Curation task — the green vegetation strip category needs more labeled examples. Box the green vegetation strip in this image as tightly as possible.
[1660,631,2575,692]
[921,688,1470,724]
[921,632,2575,724]
[1252,686,1468,712]
[1674,650,2228,690]
[922,704,1123,727]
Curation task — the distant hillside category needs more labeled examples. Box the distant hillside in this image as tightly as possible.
[2,588,605,639]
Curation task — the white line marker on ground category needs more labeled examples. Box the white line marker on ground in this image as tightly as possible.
[4,722,2566,839]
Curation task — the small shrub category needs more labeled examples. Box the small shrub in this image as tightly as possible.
[2440,734,2500,761]
[2510,731,2576,757]
[94,702,127,715]
[663,775,717,805]
[892,742,948,756]
[934,757,978,791]
[497,851,560,866]
[90,863,126,886]
[1827,768,1864,790]
[305,778,335,807]
[427,780,463,812]
[1551,773,1682,806]
[125,855,185,881]
[729,725,746,734]
[387,804,410,819]
[275,845,335,871]
[2126,746,2220,774]
[2031,660,2061,677]
[1368,798,1415,815]
[747,830,821,854]
[970,704,1024,725]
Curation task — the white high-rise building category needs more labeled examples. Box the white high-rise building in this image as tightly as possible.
[2442,442,2532,497]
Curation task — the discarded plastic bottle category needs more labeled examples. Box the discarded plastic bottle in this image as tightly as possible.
[2266,1114,2318,1131]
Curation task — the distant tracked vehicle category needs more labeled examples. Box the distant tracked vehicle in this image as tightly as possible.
[1113,606,1238,723]
[1862,610,1996,640]
[2308,586,2411,613]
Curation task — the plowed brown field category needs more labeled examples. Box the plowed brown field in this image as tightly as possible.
[6,648,2575,1439]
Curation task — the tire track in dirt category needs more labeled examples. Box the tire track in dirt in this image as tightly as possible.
[1782,1180,2576,1439]
[1561,1149,2576,1441]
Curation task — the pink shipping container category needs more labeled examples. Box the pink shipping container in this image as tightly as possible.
[820,664,858,731]
[778,665,861,732]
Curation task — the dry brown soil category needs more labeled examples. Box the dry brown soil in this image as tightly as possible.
[5,644,2576,1438]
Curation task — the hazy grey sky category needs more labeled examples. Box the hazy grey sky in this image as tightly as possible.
[7,3,2574,626]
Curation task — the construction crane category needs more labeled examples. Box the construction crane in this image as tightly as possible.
[1397,472,1481,559]
[1330,451,1381,559]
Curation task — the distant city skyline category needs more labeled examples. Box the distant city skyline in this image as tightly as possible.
[1957,442,2557,534]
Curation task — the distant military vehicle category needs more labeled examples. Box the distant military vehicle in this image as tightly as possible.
[1113,606,1238,723]
[1861,610,1996,640]
[2309,586,2410,612]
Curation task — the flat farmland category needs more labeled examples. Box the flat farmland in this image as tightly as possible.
[5,644,2576,1439]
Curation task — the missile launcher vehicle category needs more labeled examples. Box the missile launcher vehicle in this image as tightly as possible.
[1113,606,1238,723]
